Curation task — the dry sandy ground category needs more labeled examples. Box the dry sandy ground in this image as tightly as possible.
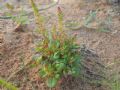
[0,0,120,90]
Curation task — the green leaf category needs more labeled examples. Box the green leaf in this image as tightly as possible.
[84,10,97,26]
[53,52,60,59]
[36,56,42,61]
[72,44,80,49]
[35,47,43,52]
[55,40,60,48]
[63,55,68,59]
[46,78,58,88]
[56,63,65,72]
[39,69,47,78]
[55,74,60,80]
[19,16,30,25]
[98,28,110,33]
[71,67,80,77]
[47,64,54,72]
[0,78,18,90]
[48,32,53,48]
[33,56,42,61]
[29,63,37,68]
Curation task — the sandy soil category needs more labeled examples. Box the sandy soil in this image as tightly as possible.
[0,0,120,90]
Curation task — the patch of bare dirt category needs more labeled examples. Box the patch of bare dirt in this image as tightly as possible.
[0,0,120,90]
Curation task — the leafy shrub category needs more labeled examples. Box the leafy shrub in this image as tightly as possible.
[30,0,82,88]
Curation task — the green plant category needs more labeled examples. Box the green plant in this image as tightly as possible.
[4,6,30,32]
[30,0,82,88]
[6,10,30,25]
[110,81,120,90]
[5,3,30,26]
[0,77,18,90]
[102,75,120,90]
[109,60,120,90]
[102,59,120,90]
[84,10,97,27]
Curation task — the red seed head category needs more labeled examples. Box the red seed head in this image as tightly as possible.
[57,6,62,14]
